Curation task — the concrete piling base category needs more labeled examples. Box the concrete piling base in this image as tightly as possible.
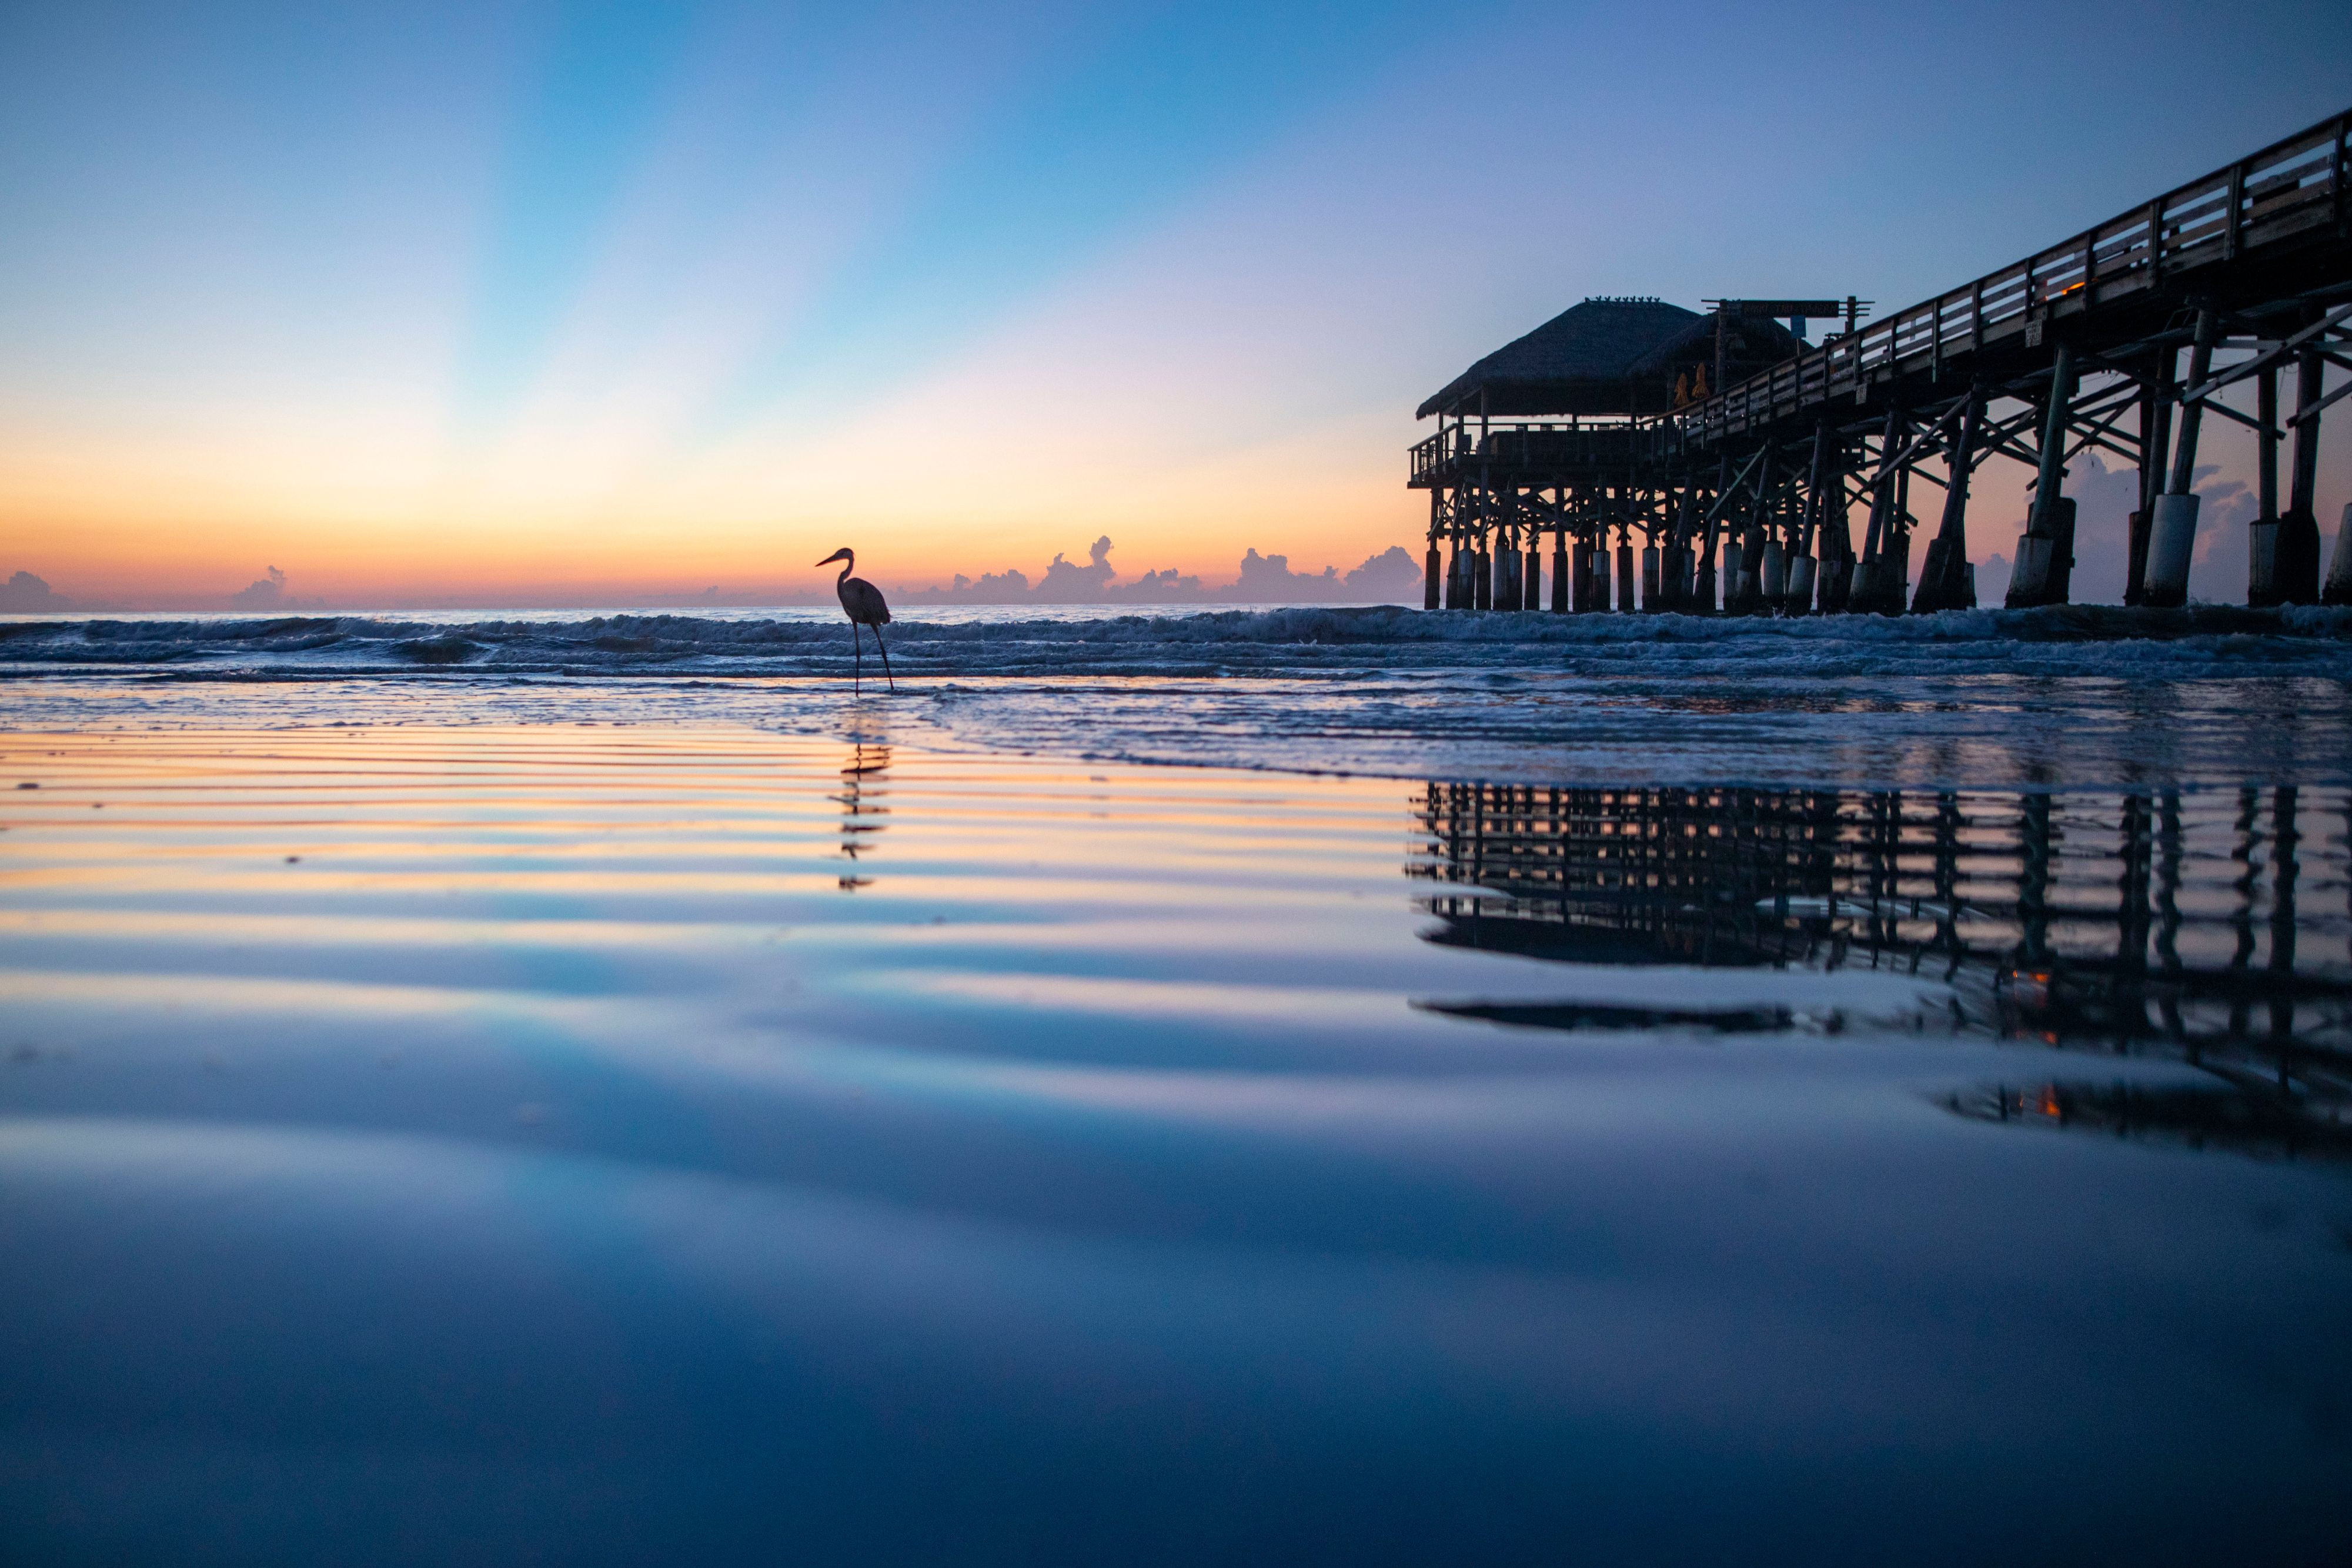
[1786,556,1816,616]
[2144,492,2201,609]
[2275,510,2321,604]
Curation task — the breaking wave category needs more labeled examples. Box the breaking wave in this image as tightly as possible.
[6,603,2352,682]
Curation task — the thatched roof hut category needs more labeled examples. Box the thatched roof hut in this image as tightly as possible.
[1416,297,1805,419]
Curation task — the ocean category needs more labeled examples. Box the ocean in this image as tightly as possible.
[4,603,2350,1563]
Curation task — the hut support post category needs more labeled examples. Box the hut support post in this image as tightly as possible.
[1666,484,1698,612]
[2006,339,2078,607]
[1444,487,1464,609]
[1494,507,1519,611]
[1473,474,1492,610]
[1424,488,1442,610]
[1551,495,1570,613]
[2146,309,2219,609]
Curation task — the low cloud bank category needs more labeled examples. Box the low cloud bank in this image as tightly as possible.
[906,538,1421,606]
[1,571,71,611]
[5,546,1427,613]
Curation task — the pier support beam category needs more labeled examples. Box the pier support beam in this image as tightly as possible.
[2250,363,2281,606]
[1913,388,1983,613]
[2127,361,2171,606]
[1851,412,1902,614]
[2279,339,2324,603]
[1551,536,1569,613]
[2146,310,2219,609]
[1817,460,1853,614]
[2006,340,2078,607]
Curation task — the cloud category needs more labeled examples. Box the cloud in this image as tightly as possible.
[224,564,325,611]
[1982,454,2260,605]
[1975,551,2012,607]
[1034,536,1120,603]
[228,564,288,609]
[908,539,1420,606]
[0,570,71,611]
[1344,545,1422,597]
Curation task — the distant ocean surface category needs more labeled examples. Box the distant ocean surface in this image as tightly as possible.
[8,602,2352,785]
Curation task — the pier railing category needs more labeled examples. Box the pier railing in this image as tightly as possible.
[1675,109,2350,443]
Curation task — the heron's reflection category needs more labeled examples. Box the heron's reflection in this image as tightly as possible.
[832,743,890,890]
[1408,782,2352,1156]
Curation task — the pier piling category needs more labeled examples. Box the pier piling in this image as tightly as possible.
[2146,310,2220,609]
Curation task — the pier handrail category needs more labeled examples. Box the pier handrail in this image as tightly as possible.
[1668,108,2350,445]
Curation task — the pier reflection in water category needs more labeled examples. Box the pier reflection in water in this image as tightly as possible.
[1410,781,2352,1156]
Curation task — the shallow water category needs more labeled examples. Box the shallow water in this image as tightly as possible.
[9,602,2352,783]
[2,720,2348,1564]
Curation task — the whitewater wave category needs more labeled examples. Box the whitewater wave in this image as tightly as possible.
[6,603,2352,682]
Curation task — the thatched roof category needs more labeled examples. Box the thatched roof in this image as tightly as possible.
[1416,297,1806,419]
[1629,312,1803,382]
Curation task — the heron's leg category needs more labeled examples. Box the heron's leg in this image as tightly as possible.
[873,624,896,692]
[851,621,861,694]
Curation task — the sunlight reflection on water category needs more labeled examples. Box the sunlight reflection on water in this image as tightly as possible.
[2,724,2348,1564]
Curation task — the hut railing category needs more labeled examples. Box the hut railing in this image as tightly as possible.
[1410,421,1648,482]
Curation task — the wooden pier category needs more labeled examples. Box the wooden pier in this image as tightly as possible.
[1412,109,2352,613]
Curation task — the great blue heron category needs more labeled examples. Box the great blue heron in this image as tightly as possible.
[816,547,894,693]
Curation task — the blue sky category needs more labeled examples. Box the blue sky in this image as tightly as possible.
[2,0,2347,605]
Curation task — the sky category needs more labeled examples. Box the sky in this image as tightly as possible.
[1,0,2348,610]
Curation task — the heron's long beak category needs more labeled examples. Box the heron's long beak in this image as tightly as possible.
[816,549,851,566]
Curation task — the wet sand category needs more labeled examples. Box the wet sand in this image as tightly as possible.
[2,724,2348,1564]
